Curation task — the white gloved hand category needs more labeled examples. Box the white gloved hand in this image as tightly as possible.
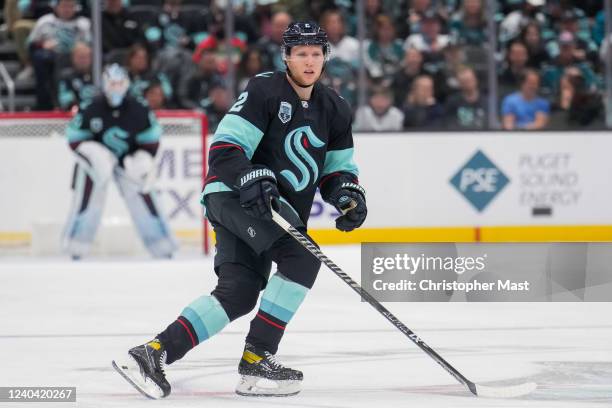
[123,150,155,188]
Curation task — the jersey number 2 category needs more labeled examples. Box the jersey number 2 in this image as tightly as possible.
[229,92,248,113]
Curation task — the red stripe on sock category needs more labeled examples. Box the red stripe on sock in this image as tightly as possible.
[256,313,285,330]
[177,317,197,347]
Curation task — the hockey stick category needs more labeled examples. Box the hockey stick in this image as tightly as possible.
[271,208,537,398]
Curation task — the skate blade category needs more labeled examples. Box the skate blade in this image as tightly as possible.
[235,375,301,397]
[112,357,165,399]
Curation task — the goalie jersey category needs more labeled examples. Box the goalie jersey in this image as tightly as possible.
[203,71,359,224]
[66,95,162,159]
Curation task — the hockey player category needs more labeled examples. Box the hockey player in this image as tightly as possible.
[62,64,177,259]
[112,22,367,398]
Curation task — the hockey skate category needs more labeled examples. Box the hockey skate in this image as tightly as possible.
[235,343,303,397]
[112,339,171,399]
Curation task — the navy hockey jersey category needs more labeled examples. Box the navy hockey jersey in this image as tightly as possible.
[66,95,162,159]
[203,71,359,224]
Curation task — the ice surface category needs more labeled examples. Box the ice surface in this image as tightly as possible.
[1,246,611,407]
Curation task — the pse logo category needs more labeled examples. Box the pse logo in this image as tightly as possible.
[449,150,510,212]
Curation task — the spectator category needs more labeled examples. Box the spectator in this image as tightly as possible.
[192,8,248,76]
[449,0,487,46]
[549,67,603,129]
[541,31,599,97]
[28,0,91,110]
[205,84,231,133]
[501,69,550,130]
[3,0,46,81]
[363,14,404,86]
[444,67,487,130]
[499,41,529,98]
[547,4,591,41]
[320,10,359,66]
[102,0,145,57]
[57,42,95,111]
[499,0,548,46]
[257,11,292,72]
[347,0,385,38]
[236,48,265,93]
[592,10,605,47]
[547,10,598,66]
[393,46,449,106]
[520,21,549,69]
[144,0,207,53]
[396,0,434,39]
[177,49,225,110]
[437,43,467,102]
[402,75,444,129]
[404,10,450,74]
[391,47,426,106]
[353,87,404,131]
[144,81,167,110]
[320,58,358,108]
[125,44,173,103]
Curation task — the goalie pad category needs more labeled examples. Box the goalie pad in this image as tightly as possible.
[114,168,178,258]
[62,162,110,258]
[73,141,117,186]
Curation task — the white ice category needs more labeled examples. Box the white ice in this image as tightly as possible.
[1,246,611,408]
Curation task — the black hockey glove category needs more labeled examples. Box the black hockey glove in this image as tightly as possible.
[326,182,367,232]
[238,166,281,220]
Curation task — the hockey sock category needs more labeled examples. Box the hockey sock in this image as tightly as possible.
[246,273,309,354]
[157,295,229,364]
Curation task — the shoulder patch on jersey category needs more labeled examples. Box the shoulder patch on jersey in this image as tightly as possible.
[90,117,103,133]
[278,101,292,124]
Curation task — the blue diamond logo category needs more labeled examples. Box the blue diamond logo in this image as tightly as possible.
[450,150,510,212]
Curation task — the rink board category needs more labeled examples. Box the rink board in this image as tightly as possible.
[1,131,612,247]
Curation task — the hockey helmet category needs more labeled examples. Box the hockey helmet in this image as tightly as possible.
[102,64,130,107]
[281,21,331,62]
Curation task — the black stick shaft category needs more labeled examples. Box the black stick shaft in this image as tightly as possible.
[272,211,477,395]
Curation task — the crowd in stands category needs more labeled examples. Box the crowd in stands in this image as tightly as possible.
[0,0,607,131]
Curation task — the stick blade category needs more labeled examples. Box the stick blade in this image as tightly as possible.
[474,381,537,398]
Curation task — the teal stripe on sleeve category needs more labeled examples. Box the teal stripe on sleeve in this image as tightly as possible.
[201,181,233,198]
[66,127,93,143]
[212,114,264,159]
[136,123,162,144]
[322,148,359,177]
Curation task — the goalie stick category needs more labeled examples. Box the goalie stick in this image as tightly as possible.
[270,207,537,398]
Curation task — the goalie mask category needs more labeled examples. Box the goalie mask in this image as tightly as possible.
[102,64,130,107]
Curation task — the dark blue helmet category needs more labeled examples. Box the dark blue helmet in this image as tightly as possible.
[281,21,330,61]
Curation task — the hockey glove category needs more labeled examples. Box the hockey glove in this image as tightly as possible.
[238,166,281,220]
[123,150,154,183]
[327,182,367,232]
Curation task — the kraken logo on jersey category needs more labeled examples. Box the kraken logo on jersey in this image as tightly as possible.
[278,101,292,124]
[281,126,324,191]
[102,126,130,157]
